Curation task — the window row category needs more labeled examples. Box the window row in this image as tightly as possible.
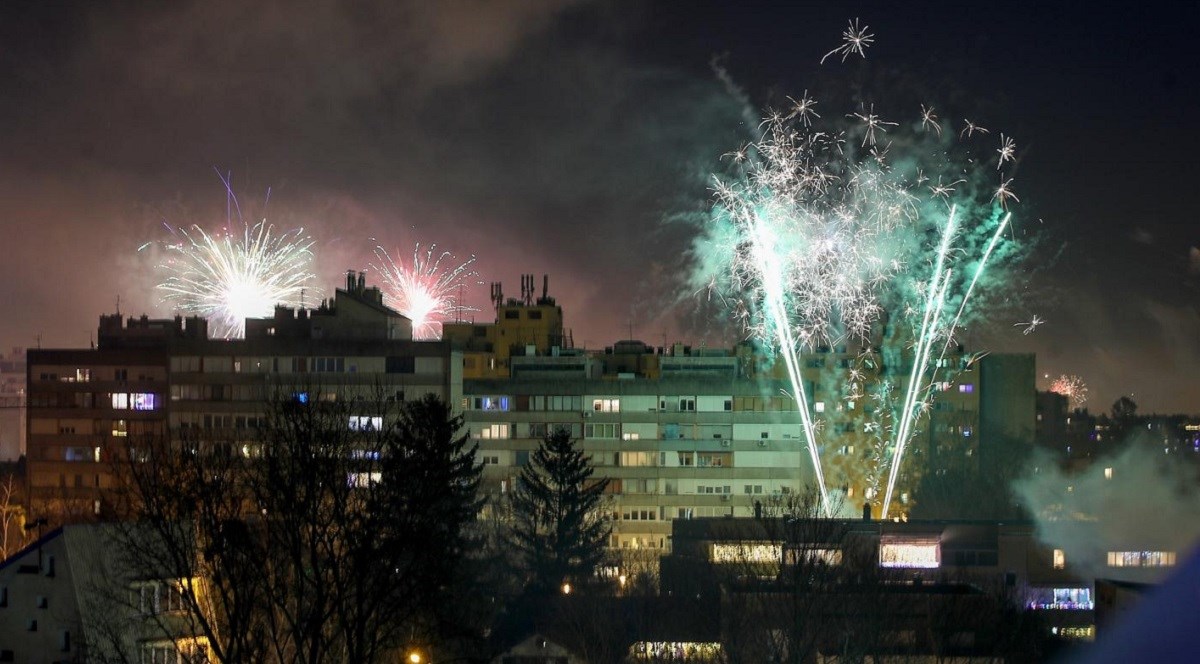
[1106,551,1176,567]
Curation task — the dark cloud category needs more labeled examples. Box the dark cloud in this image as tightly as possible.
[0,0,745,352]
[1,1,1198,413]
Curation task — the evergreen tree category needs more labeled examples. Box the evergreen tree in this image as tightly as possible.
[510,428,610,595]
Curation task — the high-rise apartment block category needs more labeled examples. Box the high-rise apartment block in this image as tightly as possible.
[25,273,1031,555]
[25,272,459,523]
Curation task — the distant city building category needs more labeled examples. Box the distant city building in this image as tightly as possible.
[0,347,26,461]
[25,271,458,525]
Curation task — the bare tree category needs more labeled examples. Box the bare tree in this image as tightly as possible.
[0,462,30,560]
[717,489,855,663]
[104,384,483,664]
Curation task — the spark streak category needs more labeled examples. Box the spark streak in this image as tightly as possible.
[697,88,1024,519]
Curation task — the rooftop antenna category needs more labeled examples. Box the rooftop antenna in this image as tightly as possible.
[115,294,121,316]
[490,282,504,310]
[521,274,534,306]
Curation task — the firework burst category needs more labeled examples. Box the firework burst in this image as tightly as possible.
[1050,374,1089,408]
[371,244,479,340]
[694,41,1024,517]
[154,219,317,339]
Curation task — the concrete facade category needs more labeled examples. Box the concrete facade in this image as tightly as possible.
[25,277,459,527]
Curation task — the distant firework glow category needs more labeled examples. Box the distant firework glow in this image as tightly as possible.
[371,244,479,340]
[694,24,1025,518]
[1050,374,1089,408]
[152,220,317,339]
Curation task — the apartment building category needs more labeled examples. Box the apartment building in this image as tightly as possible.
[0,347,26,462]
[25,272,459,526]
[449,278,1033,553]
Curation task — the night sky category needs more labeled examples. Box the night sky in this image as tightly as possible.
[1,1,1197,412]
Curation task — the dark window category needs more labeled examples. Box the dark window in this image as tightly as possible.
[385,356,416,374]
[527,310,543,320]
[504,310,520,320]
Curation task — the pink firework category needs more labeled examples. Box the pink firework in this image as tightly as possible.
[371,244,479,340]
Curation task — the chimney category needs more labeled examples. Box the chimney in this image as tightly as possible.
[862,503,872,521]
[346,269,356,291]
[357,271,366,291]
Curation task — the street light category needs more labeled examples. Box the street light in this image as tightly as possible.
[406,651,422,664]
[561,582,571,595]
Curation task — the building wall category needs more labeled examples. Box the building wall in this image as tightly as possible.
[0,528,82,663]
[26,281,455,528]
[25,349,170,521]
[979,353,1036,469]
[0,348,26,461]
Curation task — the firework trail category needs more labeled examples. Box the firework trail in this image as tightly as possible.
[150,179,317,339]
[694,26,1024,518]
[370,244,479,340]
[1050,374,1089,408]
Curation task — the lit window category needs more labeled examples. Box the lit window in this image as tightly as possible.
[593,398,620,412]
[711,543,781,563]
[1104,467,1113,479]
[132,393,157,411]
[347,472,382,488]
[1028,587,1093,611]
[1057,626,1095,640]
[622,432,640,440]
[880,540,940,568]
[959,384,974,393]
[1053,549,1066,569]
[111,393,129,409]
[348,416,383,432]
[480,424,509,439]
[619,452,656,467]
[60,369,91,383]
[788,547,843,565]
[473,396,510,411]
[814,401,825,413]
[112,420,128,437]
[1107,551,1176,567]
